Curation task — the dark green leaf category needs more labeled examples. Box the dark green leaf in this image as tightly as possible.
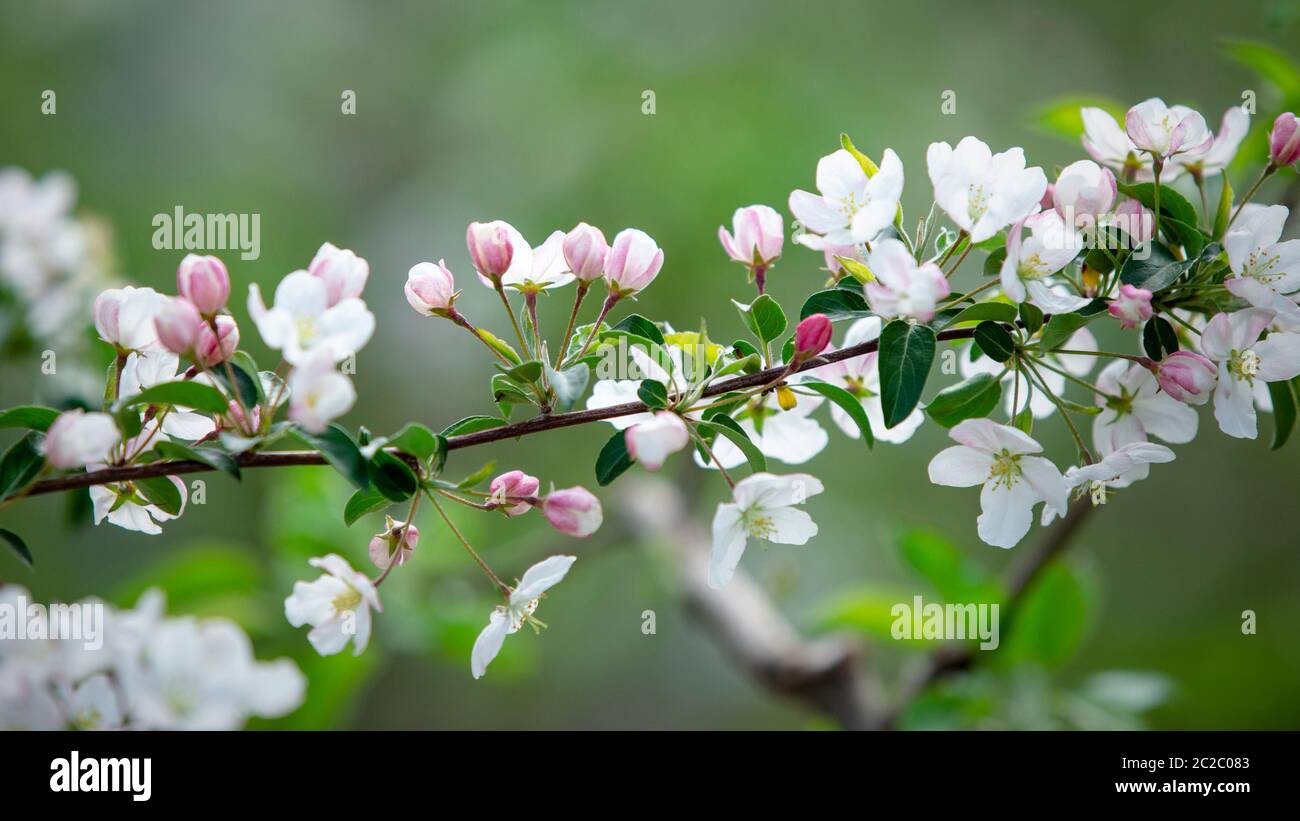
[211,361,260,409]
[940,302,1017,328]
[973,321,1015,363]
[1268,379,1297,450]
[595,429,635,486]
[0,405,60,432]
[441,415,507,437]
[637,379,669,408]
[455,461,497,490]
[293,424,370,490]
[0,528,33,568]
[926,373,1003,428]
[344,489,390,526]
[1003,562,1091,668]
[734,294,788,344]
[121,380,230,414]
[878,320,936,428]
[136,475,183,516]
[153,440,241,480]
[1142,316,1179,360]
[1038,312,1092,352]
[897,529,999,604]
[799,288,871,321]
[368,450,419,502]
[387,423,440,461]
[798,380,874,447]
[114,406,143,439]
[1018,303,1044,336]
[696,418,767,473]
[0,433,45,498]
[612,314,665,347]
[503,360,544,386]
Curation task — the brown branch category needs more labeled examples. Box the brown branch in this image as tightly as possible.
[13,325,981,500]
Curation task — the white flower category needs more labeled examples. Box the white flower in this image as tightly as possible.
[63,673,124,730]
[502,230,576,292]
[927,419,1067,549]
[813,317,923,443]
[1052,159,1117,222]
[247,270,374,365]
[471,555,576,679]
[1124,98,1213,160]
[89,472,186,535]
[625,411,690,471]
[285,554,382,656]
[960,327,1098,420]
[1092,360,1198,483]
[93,286,166,352]
[1201,308,1300,439]
[696,384,829,469]
[1081,107,1163,182]
[1040,442,1176,524]
[1170,106,1250,178]
[307,241,369,305]
[709,472,824,589]
[927,136,1047,243]
[789,148,904,247]
[1224,205,1300,326]
[118,350,217,440]
[863,238,950,322]
[1000,210,1089,312]
[42,409,120,469]
[586,342,689,431]
[287,346,356,433]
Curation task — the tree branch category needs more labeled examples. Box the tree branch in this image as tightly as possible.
[13,325,980,500]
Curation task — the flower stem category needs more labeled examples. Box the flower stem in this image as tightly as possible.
[554,282,589,369]
[426,490,511,595]
[1021,357,1093,463]
[449,309,514,366]
[1027,355,1119,402]
[493,281,531,359]
[374,490,421,587]
[567,292,619,365]
[1227,163,1276,231]
[684,421,736,491]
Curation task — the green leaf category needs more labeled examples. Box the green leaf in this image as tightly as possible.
[1002,562,1091,668]
[1213,174,1234,241]
[1037,312,1092,353]
[387,423,440,462]
[455,461,497,490]
[477,328,521,365]
[799,288,871,321]
[878,320,936,428]
[0,528,33,568]
[733,294,788,344]
[120,380,230,414]
[1116,182,1206,255]
[926,373,1003,428]
[1012,405,1034,436]
[940,301,1018,328]
[211,362,260,409]
[0,433,45,498]
[696,417,767,474]
[612,314,665,347]
[897,529,999,604]
[546,362,590,410]
[798,380,875,447]
[637,379,669,409]
[153,440,241,480]
[834,255,874,284]
[595,429,635,486]
[293,424,370,490]
[1031,95,1127,141]
[973,321,1015,363]
[137,475,184,516]
[441,415,507,438]
[1119,242,1194,292]
[1268,379,1297,450]
[1142,316,1179,360]
[490,373,536,410]
[0,405,60,432]
[368,450,418,502]
[344,489,390,526]
[1018,303,1044,336]
[503,360,544,386]
[1223,39,1300,98]
[114,406,143,439]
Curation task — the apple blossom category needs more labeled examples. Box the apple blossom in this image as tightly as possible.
[1270,112,1300,168]
[587,338,693,431]
[625,411,690,471]
[1201,308,1300,439]
[1081,106,1159,181]
[405,259,457,315]
[1108,284,1153,329]
[1111,199,1155,245]
[1040,442,1176,524]
[562,222,608,283]
[1153,351,1217,405]
[1124,98,1213,160]
[790,148,903,247]
[709,472,824,589]
[89,472,186,535]
[604,228,664,295]
[194,314,239,367]
[719,204,784,273]
[470,555,576,679]
[927,136,1047,243]
[503,229,576,292]
[154,295,203,354]
[488,469,540,516]
[93,286,166,352]
[307,241,369,305]
[927,419,1068,549]
[119,350,218,440]
[1052,159,1116,223]
[863,238,949,322]
[1170,106,1250,178]
[248,269,375,365]
[1224,205,1300,325]
[814,317,923,443]
[793,313,833,360]
[43,409,120,469]
[176,253,230,316]
[284,553,382,657]
[287,346,356,433]
[369,517,419,569]
[466,220,519,281]
[540,486,603,537]
[1092,360,1198,485]
[999,210,1089,312]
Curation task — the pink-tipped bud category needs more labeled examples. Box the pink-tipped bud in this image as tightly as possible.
[176,254,230,316]
[154,296,203,354]
[625,412,689,471]
[222,399,260,436]
[1270,112,1300,167]
[603,228,664,295]
[562,222,609,283]
[1155,351,1217,405]
[195,315,239,367]
[309,242,369,305]
[466,221,515,280]
[488,469,540,517]
[405,260,457,316]
[541,486,603,538]
[793,313,833,360]
[718,205,783,269]
[1107,284,1153,330]
[1114,199,1154,245]
[369,517,419,569]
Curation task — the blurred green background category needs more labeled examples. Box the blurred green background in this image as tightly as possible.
[2,0,1298,729]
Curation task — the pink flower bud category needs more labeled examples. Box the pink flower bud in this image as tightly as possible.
[223,399,260,436]
[404,260,457,316]
[369,518,419,569]
[604,228,664,295]
[1155,351,1217,405]
[625,412,689,471]
[154,296,203,354]
[488,469,540,517]
[195,315,239,367]
[1107,284,1153,330]
[793,313,833,359]
[43,409,120,469]
[562,222,608,283]
[718,205,783,269]
[466,221,516,280]
[176,254,231,316]
[541,486,603,538]
[1270,112,1300,167]
[309,242,369,305]
[1053,160,1116,221]
[1114,199,1154,245]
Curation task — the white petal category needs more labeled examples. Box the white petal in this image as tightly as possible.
[511,555,577,604]
[763,506,819,545]
[928,445,993,487]
[977,479,1038,549]
[708,504,748,590]
[470,610,511,679]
